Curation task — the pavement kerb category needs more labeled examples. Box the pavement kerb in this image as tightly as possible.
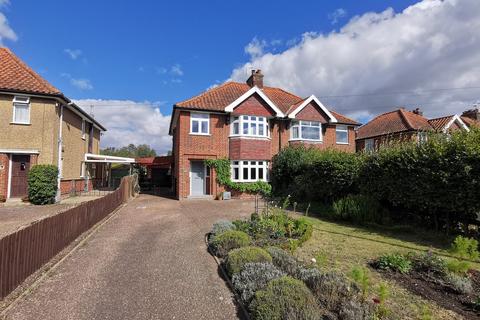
[205,233,251,320]
[0,198,134,318]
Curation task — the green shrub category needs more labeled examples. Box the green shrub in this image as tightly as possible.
[350,267,370,301]
[211,220,235,236]
[445,273,473,294]
[211,230,251,257]
[27,165,59,205]
[409,251,447,275]
[232,262,285,305]
[226,246,272,276]
[446,259,470,275]
[266,247,299,276]
[450,235,479,260]
[376,253,412,274]
[332,194,386,225]
[250,276,321,320]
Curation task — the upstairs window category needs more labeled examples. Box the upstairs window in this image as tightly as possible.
[12,96,30,124]
[190,112,209,135]
[81,120,86,139]
[290,120,322,141]
[336,125,349,144]
[231,160,269,182]
[231,115,269,137]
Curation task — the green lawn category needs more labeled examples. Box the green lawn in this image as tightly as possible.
[293,215,476,320]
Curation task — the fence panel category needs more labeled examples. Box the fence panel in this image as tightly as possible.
[0,175,136,299]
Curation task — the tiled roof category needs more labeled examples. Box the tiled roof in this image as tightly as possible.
[175,81,359,125]
[0,48,61,95]
[461,116,480,128]
[356,108,432,140]
[428,115,455,131]
[135,156,173,166]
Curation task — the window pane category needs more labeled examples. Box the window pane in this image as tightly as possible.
[243,122,249,134]
[234,168,239,180]
[14,104,29,123]
[292,126,299,139]
[250,122,257,135]
[233,161,239,165]
[192,113,208,119]
[242,115,248,120]
[243,167,249,180]
[251,167,256,180]
[311,121,320,127]
[258,168,264,180]
[201,121,208,133]
[191,120,199,133]
[336,131,348,143]
[259,123,264,136]
[233,122,239,134]
[302,126,320,140]
[243,161,248,165]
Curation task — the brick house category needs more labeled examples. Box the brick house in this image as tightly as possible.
[356,107,478,152]
[0,48,117,201]
[169,70,360,199]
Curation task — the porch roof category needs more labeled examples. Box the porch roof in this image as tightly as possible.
[84,153,135,164]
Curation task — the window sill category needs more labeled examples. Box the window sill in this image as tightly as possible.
[10,122,31,126]
[336,142,349,145]
[289,139,323,143]
[231,180,269,183]
[189,132,211,136]
[229,135,271,140]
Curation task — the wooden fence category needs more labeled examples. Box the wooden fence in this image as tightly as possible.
[0,175,137,299]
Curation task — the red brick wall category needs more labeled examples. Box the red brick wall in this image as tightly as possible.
[0,153,9,199]
[295,102,329,123]
[59,179,93,195]
[232,93,276,117]
[229,138,271,160]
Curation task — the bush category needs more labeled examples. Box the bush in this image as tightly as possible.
[376,253,412,274]
[211,220,235,236]
[332,194,386,225]
[266,247,299,276]
[232,262,285,305]
[445,273,473,294]
[409,251,447,276]
[211,230,251,257]
[0,195,6,203]
[250,276,322,320]
[446,259,471,275]
[450,236,479,260]
[271,146,363,203]
[226,246,272,276]
[27,165,59,205]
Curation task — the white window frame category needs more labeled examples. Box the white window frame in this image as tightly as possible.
[335,125,349,145]
[290,120,322,142]
[230,115,269,138]
[81,119,86,140]
[12,96,31,125]
[231,160,269,182]
[190,112,210,135]
[365,139,375,152]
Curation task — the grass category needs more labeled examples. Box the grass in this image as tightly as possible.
[293,215,477,320]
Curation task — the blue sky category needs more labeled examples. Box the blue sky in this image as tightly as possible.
[1,0,479,154]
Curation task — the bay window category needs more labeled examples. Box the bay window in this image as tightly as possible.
[190,112,209,135]
[335,125,349,144]
[12,96,31,124]
[290,120,322,141]
[231,115,269,137]
[231,160,269,182]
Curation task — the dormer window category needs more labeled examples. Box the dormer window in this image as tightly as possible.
[290,120,322,141]
[12,96,31,124]
[231,115,269,138]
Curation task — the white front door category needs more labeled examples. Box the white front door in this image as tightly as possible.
[190,161,205,196]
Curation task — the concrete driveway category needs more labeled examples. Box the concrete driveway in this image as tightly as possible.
[3,194,253,320]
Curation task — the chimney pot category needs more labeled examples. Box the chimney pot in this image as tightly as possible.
[246,69,264,88]
[462,105,480,121]
[412,108,423,116]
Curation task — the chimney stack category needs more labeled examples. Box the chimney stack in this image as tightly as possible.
[246,69,264,88]
[412,108,423,116]
[462,104,480,121]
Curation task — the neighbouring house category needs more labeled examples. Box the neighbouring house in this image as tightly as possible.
[169,70,361,199]
[0,48,133,201]
[356,107,479,152]
[135,156,173,190]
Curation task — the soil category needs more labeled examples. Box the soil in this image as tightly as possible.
[376,268,480,319]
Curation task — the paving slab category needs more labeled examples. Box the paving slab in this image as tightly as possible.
[3,194,254,320]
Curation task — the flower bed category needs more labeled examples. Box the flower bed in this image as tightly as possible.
[371,237,480,319]
[207,209,381,319]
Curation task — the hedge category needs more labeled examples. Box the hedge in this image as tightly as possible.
[28,165,59,205]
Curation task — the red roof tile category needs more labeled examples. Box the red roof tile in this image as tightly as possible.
[461,116,480,128]
[175,81,359,125]
[357,108,432,140]
[428,115,455,131]
[0,48,61,95]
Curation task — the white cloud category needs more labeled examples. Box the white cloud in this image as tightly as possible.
[230,0,480,121]
[61,73,93,90]
[245,37,267,59]
[0,3,16,46]
[170,64,183,76]
[64,48,82,60]
[328,8,347,25]
[74,99,172,155]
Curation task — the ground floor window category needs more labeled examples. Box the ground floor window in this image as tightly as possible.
[231,160,269,182]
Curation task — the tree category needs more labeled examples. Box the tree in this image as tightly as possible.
[101,144,157,158]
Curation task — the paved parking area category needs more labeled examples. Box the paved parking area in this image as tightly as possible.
[3,194,254,320]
